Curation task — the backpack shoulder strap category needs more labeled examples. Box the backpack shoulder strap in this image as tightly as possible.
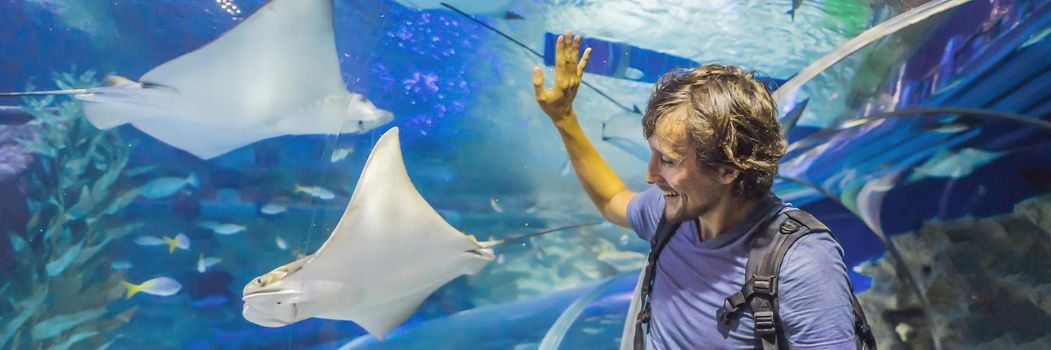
[632,214,682,350]
[719,209,878,350]
[771,211,877,349]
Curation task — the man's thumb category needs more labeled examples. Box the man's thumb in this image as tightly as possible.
[532,66,545,96]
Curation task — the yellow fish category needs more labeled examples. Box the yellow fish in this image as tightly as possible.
[121,277,182,298]
[133,233,190,254]
[294,184,335,200]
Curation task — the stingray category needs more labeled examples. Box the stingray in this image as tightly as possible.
[2,0,393,159]
[241,127,497,339]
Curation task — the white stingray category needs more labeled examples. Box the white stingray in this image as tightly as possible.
[74,0,393,159]
[241,127,495,339]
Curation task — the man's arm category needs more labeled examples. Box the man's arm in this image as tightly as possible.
[533,31,635,228]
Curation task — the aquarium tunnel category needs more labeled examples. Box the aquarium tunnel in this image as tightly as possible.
[1,0,1050,349]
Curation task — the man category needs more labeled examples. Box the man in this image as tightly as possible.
[532,32,859,349]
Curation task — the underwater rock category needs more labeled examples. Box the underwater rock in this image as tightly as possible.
[1016,195,1051,236]
[857,193,1051,349]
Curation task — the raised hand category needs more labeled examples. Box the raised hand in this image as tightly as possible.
[533,31,592,123]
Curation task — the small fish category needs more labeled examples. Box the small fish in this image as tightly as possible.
[260,203,287,215]
[786,0,803,21]
[275,236,288,250]
[121,277,182,298]
[330,146,353,162]
[623,67,645,80]
[197,254,221,273]
[295,184,335,200]
[929,123,970,133]
[134,233,190,254]
[140,174,198,199]
[504,10,524,20]
[110,261,133,270]
[490,197,504,213]
[197,221,246,235]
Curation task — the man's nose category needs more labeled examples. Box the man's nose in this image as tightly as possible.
[645,155,661,184]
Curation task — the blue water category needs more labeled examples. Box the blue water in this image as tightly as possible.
[1,0,1049,349]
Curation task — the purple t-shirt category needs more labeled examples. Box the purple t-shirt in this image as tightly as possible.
[628,186,856,349]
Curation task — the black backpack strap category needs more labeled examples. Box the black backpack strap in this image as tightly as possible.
[632,214,682,350]
[779,211,877,349]
[852,289,878,350]
[715,209,790,329]
[719,209,878,350]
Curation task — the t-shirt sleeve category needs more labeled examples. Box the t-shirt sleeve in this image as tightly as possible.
[626,186,664,242]
[777,233,857,350]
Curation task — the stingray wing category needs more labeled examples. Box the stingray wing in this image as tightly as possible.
[300,127,490,338]
[128,115,281,159]
[139,0,348,126]
[309,127,481,267]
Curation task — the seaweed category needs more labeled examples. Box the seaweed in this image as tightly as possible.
[0,70,154,349]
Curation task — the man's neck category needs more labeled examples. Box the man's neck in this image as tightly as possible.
[697,195,763,241]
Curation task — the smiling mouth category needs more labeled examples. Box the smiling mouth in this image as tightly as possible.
[243,285,288,299]
[662,190,680,197]
[242,303,295,327]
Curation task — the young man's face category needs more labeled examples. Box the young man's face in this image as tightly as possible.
[645,116,737,223]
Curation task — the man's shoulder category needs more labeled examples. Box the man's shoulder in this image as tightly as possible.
[757,208,848,284]
[626,186,665,241]
[774,207,842,250]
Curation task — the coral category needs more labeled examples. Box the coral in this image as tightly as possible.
[0,71,155,349]
[0,122,40,182]
[857,193,1051,349]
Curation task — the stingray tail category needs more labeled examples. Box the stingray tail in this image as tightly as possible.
[489,222,604,247]
[0,89,90,97]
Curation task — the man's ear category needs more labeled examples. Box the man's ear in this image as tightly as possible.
[717,165,739,185]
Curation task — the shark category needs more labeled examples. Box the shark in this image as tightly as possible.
[241,127,496,339]
[1,0,393,159]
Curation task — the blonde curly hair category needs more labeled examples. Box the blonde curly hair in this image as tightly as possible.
[641,64,787,199]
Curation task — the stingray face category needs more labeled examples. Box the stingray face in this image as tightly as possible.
[242,290,299,327]
[347,94,394,132]
[248,257,307,288]
[242,257,310,327]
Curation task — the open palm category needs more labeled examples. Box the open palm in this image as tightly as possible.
[533,31,592,122]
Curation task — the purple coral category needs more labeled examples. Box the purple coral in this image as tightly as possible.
[0,123,39,182]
